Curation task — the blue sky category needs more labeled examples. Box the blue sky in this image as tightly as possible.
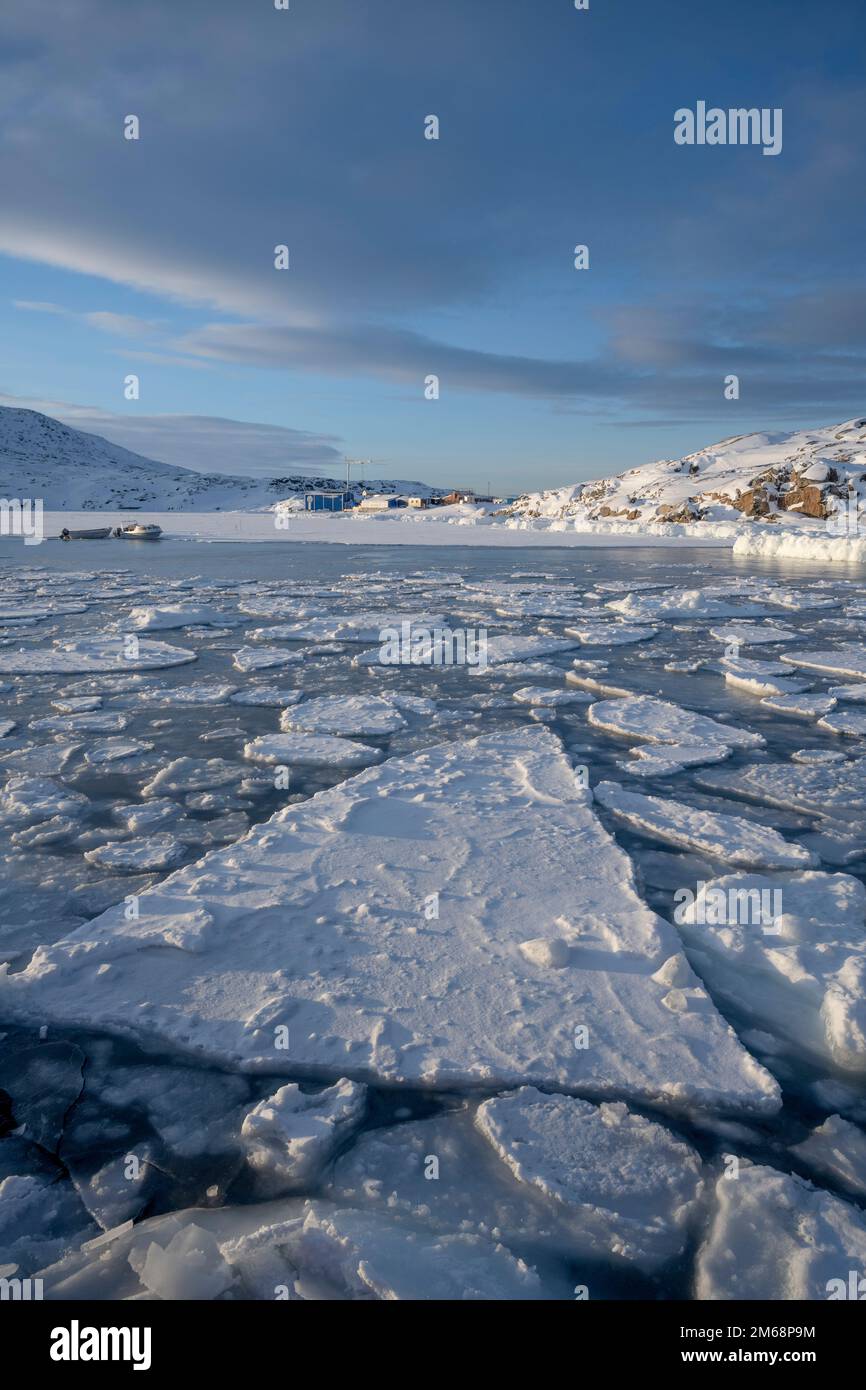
[1,0,864,490]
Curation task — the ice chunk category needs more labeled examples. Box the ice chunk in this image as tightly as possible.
[760,693,838,718]
[709,624,798,645]
[781,646,866,680]
[83,738,154,766]
[29,711,129,734]
[0,776,88,826]
[245,733,383,768]
[697,757,866,818]
[232,646,304,673]
[230,686,303,707]
[618,744,733,777]
[818,708,866,737]
[84,835,186,872]
[563,623,658,646]
[142,757,244,796]
[0,637,196,674]
[695,1163,866,1300]
[594,782,815,869]
[608,590,769,622]
[725,672,811,697]
[676,871,866,1074]
[512,687,592,706]
[790,1116,866,1197]
[482,635,580,664]
[588,695,764,751]
[250,613,448,644]
[0,1173,97,1276]
[0,728,779,1113]
[126,604,224,630]
[36,1199,544,1301]
[475,1087,702,1270]
[134,1224,237,1300]
[280,695,407,737]
[241,1079,367,1194]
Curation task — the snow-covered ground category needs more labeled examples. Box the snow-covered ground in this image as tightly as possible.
[0,543,865,1303]
[3,410,864,564]
[0,407,441,512]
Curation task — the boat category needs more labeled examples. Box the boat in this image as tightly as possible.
[113,523,163,540]
[59,526,112,541]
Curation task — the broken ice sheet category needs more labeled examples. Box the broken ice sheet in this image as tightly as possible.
[0,727,778,1113]
[696,1163,866,1300]
[35,1199,545,1301]
[675,870,866,1076]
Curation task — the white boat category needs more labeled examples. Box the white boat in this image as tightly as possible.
[60,526,112,541]
[113,523,162,541]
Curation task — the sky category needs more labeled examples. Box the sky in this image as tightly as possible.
[1,0,865,492]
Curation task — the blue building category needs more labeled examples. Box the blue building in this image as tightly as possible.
[304,490,354,513]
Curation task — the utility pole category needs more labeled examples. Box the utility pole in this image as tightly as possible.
[344,457,371,491]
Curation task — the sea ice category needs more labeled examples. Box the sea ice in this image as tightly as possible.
[587,695,764,752]
[790,1115,866,1197]
[0,728,779,1113]
[512,687,593,706]
[84,835,186,873]
[232,646,304,673]
[0,637,196,675]
[474,1087,703,1270]
[241,1078,367,1194]
[818,708,866,737]
[562,624,658,646]
[279,695,407,737]
[244,733,383,768]
[695,1163,866,1300]
[594,782,815,869]
[676,871,866,1074]
[126,604,225,630]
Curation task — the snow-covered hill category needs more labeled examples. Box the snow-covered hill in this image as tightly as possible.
[0,408,441,511]
[507,418,866,531]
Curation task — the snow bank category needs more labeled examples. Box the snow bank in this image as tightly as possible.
[734,531,866,565]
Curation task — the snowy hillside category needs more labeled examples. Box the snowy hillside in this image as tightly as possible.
[507,418,866,532]
[0,407,441,511]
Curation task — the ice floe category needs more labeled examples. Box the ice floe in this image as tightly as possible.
[232,646,304,673]
[790,1115,866,1197]
[0,727,779,1113]
[594,782,815,869]
[241,1079,367,1194]
[675,871,866,1074]
[695,1163,866,1300]
[781,645,866,679]
[84,835,186,872]
[279,695,407,737]
[0,637,196,674]
[587,695,764,753]
[244,733,383,768]
[474,1087,702,1270]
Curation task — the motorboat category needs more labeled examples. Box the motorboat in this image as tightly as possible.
[113,523,163,540]
[59,526,112,541]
